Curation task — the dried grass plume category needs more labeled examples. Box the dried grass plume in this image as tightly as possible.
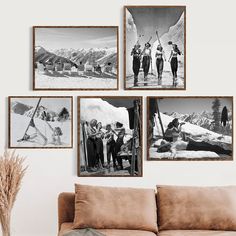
[0,150,27,236]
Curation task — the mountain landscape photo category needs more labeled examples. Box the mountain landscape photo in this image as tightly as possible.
[34,27,118,89]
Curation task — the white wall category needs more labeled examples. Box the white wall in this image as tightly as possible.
[1,0,236,235]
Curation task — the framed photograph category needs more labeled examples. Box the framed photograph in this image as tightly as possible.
[147,96,233,161]
[33,26,119,90]
[124,6,186,90]
[9,96,73,148]
[78,96,143,177]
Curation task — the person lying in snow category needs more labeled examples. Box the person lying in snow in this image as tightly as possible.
[157,138,232,159]
[21,119,63,146]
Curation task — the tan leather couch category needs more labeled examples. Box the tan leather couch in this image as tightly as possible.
[58,185,236,236]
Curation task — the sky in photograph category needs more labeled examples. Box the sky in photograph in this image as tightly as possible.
[35,28,117,51]
[157,98,232,114]
[128,7,184,44]
[14,98,71,113]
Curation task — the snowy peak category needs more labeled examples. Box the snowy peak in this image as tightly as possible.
[166,110,232,135]
[53,47,117,67]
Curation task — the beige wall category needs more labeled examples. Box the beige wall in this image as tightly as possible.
[0,0,236,235]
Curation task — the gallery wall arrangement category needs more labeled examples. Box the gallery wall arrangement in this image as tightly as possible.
[2,0,236,235]
[6,5,234,178]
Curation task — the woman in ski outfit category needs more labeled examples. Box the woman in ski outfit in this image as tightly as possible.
[155,44,166,83]
[168,44,181,86]
[131,43,142,86]
[142,42,152,80]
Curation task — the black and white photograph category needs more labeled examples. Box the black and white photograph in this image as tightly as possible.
[9,96,73,148]
[147,97,233,160]
[33,26,118,90]
[124,6,186,89]
[78,96,142,177]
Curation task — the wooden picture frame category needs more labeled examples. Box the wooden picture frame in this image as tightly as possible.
[33,26,119,90]
[8,96,73,149]
[78,96,143,177]
[147,96,233,161]
[124,6,186,90]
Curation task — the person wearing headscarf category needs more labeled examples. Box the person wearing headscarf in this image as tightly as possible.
[155,44,166,83]
[168,43,181,86]
[142,42,152,80]
[131,43,142,86]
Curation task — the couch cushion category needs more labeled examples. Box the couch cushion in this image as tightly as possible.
[159,230,236,236]
[157,186,236,231]
[73,184,158,233]
[60,223,157,236]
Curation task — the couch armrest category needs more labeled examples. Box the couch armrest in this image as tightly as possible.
[58,192,75,230]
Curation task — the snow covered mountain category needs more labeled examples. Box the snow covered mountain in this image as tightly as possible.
[53,47,117,67]
[165,110,232,134]
[34,46,77,67]
[154,112,232,144]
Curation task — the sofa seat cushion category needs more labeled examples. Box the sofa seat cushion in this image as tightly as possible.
[157,185,236,231]
[73,184,158,232]
[159,230,236,236]
[59,223,157,236]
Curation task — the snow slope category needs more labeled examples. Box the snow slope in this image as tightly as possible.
[11,113,71,147]
[35,71,117,89]
[80,98,130,129]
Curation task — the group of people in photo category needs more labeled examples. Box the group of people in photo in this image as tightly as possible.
[131,35,181,87]
[84,119,128,172]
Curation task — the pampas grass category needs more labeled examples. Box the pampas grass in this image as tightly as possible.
[0,150,27,236]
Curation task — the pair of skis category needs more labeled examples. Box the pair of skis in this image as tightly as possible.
[17,97,42,142]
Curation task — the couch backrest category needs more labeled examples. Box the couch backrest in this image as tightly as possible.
[73,184,158,232]
[58,192,75,230]
[157,185,236,231]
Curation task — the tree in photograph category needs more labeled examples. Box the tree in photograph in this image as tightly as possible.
[212,98,221,133]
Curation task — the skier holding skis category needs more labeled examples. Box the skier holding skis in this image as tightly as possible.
[142,41,152,81]
[168,42,181,86]
[155,31,166,84]
[155,44,166,84]
[131,42,142,86]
